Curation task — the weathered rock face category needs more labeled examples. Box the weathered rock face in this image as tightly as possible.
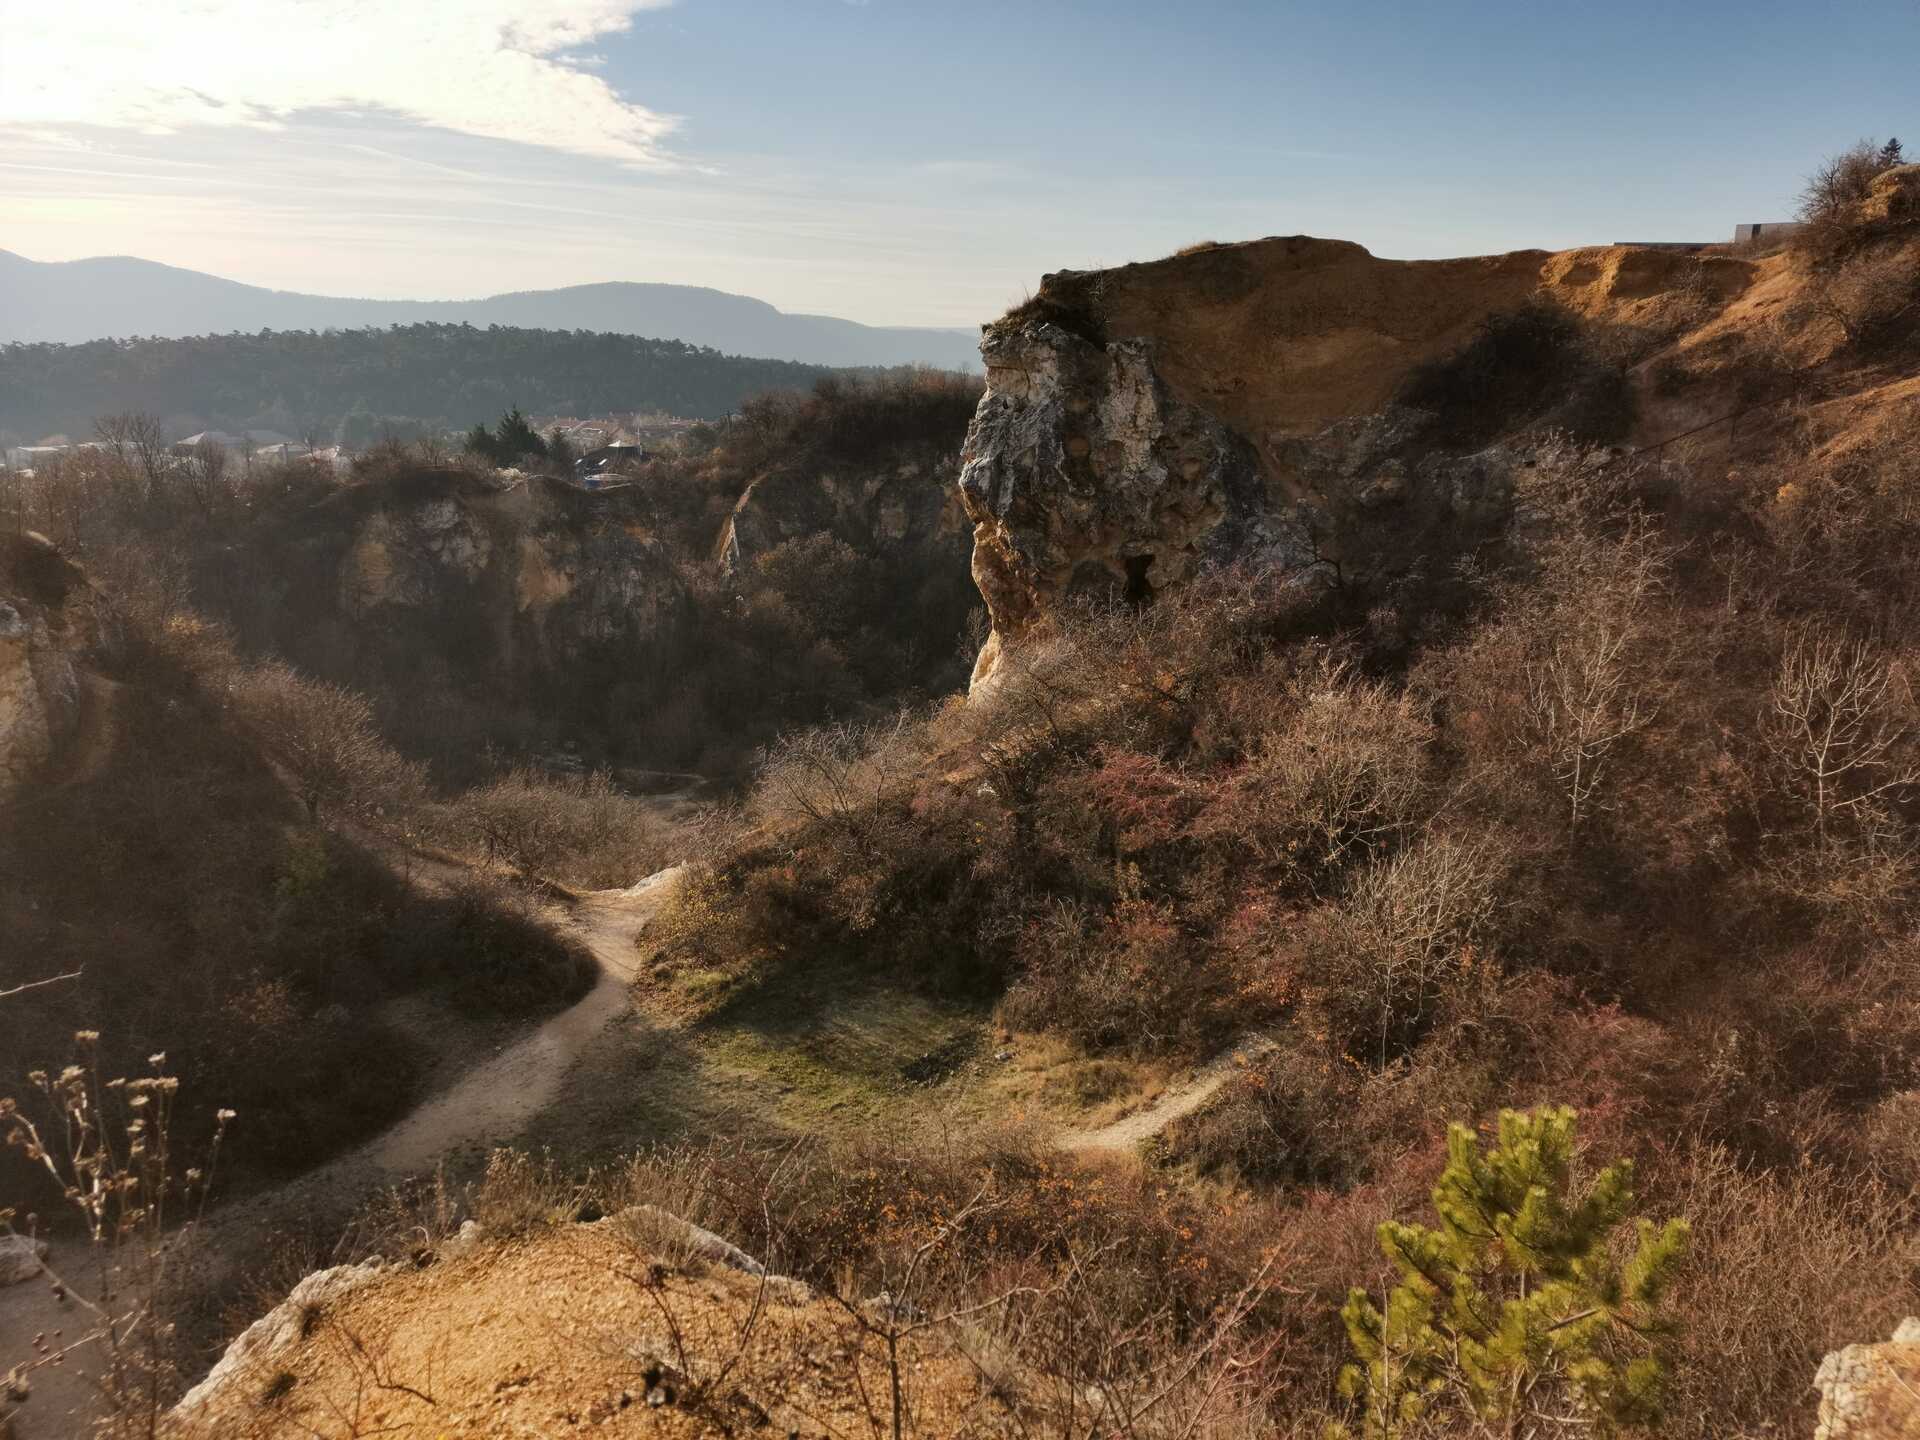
[956,237,1568,689]
[172,1257,390,1421]
[1861,164,1920,227]
[718,452,966,575]
[959,322,1316,688]
[0,532,91,796]
[1815,1318,1920,1439]
[212,470,689,689]
[340,494,496,616]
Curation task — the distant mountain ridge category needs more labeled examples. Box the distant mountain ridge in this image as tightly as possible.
[0,250,982,371]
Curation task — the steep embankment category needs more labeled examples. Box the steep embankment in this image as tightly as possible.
[0,863,683,1440]
[190,378,981,778]
[0,532,98,797]
[956,228,1911,687]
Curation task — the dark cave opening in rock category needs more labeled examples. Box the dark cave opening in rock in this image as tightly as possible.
[1124,553,1155,606]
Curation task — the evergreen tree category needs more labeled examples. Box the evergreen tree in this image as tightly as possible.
[1878,137,1904,171]
[1332,1107,1690,1440]
[464,421,498,461]
[492,407,546,462]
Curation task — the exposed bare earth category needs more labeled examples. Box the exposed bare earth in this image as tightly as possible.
[172,1216,1012,1440]
[1055,1034,1278,1152]
[0,866,684,1440]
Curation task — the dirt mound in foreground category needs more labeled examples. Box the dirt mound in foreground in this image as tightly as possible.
[171,1215,1004,1439]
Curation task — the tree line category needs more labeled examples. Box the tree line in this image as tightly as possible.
[0,322,842,447]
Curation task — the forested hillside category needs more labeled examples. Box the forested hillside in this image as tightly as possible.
[0,324,840,444]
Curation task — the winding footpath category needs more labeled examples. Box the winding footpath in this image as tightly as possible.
[3,847,1267,1437]
[1056,1033,1279,1152]
[0,866,683,1440]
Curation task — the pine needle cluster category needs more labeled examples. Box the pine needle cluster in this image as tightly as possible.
[1334,1106,1690,1438]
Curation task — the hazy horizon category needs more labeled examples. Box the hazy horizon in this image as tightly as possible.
[6,0,1918,328]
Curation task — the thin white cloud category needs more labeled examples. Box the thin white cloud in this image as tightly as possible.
[2,1,681,166]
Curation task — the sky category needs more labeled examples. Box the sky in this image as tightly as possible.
[2,0,1916,327]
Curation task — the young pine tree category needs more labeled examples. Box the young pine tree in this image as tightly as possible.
[1333,1106,1690,1439]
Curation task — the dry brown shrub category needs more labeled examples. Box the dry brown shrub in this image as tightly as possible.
[1796,139,1909,253]
[1807,245,1920,349]
[1186,656,1433,877]
[1650,1141,1918,1440]
[441,765,671,888]
[1000,895,1232,1056]
[471,1148,591,1237]
[1308,835,1504,1069]
[1855,1088,1920,1189]
[227,661,427,824]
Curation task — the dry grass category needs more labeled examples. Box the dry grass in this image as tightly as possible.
[642,418,1920,1436]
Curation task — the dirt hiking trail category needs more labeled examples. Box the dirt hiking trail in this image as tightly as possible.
[1056,1033,1278,1152]
[361,867,680,1175]
[3,832,1269,1439]
[0,865,683,1440]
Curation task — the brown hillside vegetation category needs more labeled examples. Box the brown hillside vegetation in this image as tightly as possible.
[8,160,1920,1440]
[0,556,599,1193]
[631,192,1920,1433]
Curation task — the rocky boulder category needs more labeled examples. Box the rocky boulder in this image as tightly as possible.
[1860,164,1920,227]
[0,1233,48,1287]
[1815,1318,1920,1439]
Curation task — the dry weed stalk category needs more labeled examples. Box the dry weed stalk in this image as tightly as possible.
[2,1033,232,1436]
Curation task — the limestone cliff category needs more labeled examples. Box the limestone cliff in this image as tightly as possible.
[207,468,690,710]
[958,238,1574,687]
[953,231,1873,688]
[959,321,1317,688]
[0,532,92,795]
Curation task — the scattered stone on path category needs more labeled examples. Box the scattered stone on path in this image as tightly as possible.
[0,1234,47,1287]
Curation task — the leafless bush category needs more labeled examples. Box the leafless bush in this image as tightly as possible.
[1313,836,1503,1068]
[227,662,427,824]
[1856,1088,1920,1189]
[1001,896,1231,1056]
[750,710,924,832]
[1653,1141,1917,1440]
[443,766,670,888]
[1764,625,1918,841]
[1807,246,1920,349]
[1523,619,1657,838]
[1204,658,1433,874]
[1796,139,1901,247]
